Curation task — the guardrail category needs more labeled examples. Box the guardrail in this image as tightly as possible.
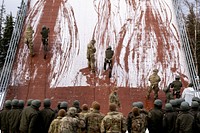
[0,0,28,110]
[172,0,200,97]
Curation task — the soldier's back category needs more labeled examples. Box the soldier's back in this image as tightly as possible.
[86,111,104,133]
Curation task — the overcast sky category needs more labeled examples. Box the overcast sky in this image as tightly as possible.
[0,0,21,17]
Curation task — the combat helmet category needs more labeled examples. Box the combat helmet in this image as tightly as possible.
[192,97,200,103]
[11,99,19,107]
[169,99,177,107]
[180,102,190,111]
[175,75,180,79]
[27,99,33,106]
[18,100,25,109]
[153,69,158,73]
[165,103,173,111]
[4,100,12,108]
[43,98,51,107]
[73,100,80,108]
[191,101,199,109]
[31,99,41,108]
[60,101,68,109]
[154,99,162,107]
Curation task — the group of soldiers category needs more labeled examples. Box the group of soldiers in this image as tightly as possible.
[24,24,50,59]
[87,39,114,74]
[146,68,183,102]
[1,93,200,133]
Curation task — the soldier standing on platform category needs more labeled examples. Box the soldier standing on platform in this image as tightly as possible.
[24,24,35,57]
[87,39,96,73]
[146,69,161,100]
[104,46,114,70]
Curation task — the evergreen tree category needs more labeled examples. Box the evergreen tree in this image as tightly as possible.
[0,13,14,68]
[184,1,200,76]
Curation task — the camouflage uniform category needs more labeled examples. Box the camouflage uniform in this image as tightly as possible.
[101,111,127,133]
[87,40,96,72]
[85,109,105,133]
[109,90,121,108]
[147,69,161,99]
[24,24,35,57]
[60,107,85,133]
[48,109,66,133]
[171,79,182,98]
[48,116,63,133]
[104,46,114,70]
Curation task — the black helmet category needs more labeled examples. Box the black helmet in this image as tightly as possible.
[60,101,68,108]
[180,102,190,111]
[18,100,25,108]
[27,99,33,106]
[175,75,180,79]
[165,103,173,111]
[169,99,177,107]
[153,69,158,73]
[73,100,80,107]
[31,100,41,108]
[43,98,51,107]
[191,101,199,108]
[11,99,19,107]
[107,46,112,50]
[4,100,12,108]
[154,99,162,107]
[42,25,46,29]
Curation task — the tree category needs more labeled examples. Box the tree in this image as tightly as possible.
[184,0,200,76]
[0,13,14,68]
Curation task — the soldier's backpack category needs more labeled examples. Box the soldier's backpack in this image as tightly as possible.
[131,115,144,132]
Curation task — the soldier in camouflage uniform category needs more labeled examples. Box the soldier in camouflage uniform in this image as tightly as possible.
[0,100,12,133]
[109,87,121,108]
[60,107,85,133]
[78,104,89,133]
[146,69,161,100]
[48,109,66,133]
[24,24,35,57]
[101,103,127,133]
[40,98,55,133]
[85,101,105,133]
[171,75,182,98]
[87,39,96,73]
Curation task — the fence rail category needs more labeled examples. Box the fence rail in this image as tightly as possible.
[0,0,28,110]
